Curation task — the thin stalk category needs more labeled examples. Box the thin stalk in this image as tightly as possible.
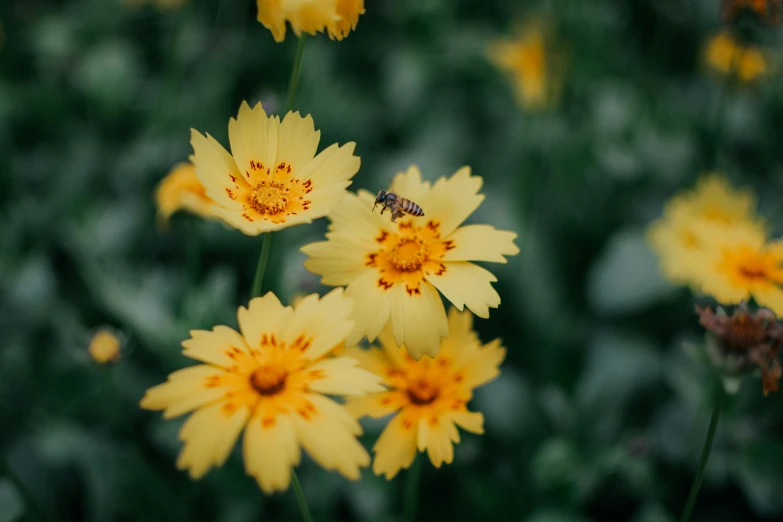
[679,384,725,522]
[403,458,422,522]
[285,36,307,112]
[290,470,315,522]
[0,458,45,521]
[250,232,272,299]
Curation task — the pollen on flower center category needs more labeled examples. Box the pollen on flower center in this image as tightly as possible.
[739,263,767,280]
[406,378,439,405]
[250,180,290,215]
[390,239,427,272]
[250,364,288,396]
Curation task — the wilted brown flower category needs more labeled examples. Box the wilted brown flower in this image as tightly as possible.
[697,302,783,395]
[723,0,781,26]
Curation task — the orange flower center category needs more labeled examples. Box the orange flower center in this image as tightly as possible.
[391,239,428,272]
[250,180,290,215]
[739,261,768,280]
[250,364,288,396]
[406,378,439,405]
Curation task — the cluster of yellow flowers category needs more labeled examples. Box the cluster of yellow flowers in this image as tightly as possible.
[704,31,769,83]
[145,1,519,497]
[648,174,783,315]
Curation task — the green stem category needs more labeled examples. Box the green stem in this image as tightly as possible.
[285,36,307,112]
[0,458,45,521]
[290,469,315,522]
[403,458,422,522]
[679,384,725,522]
[250,232,272,299]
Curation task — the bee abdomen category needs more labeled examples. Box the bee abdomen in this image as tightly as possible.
[401,198,424,216]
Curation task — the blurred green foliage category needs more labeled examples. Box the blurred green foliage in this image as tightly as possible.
[3,0,783,521]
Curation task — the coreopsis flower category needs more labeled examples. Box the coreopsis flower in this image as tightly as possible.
[345,307,504,478]
[488,21,560,110]
[88,328,123,364]
[697,303,783,395]
[301,166,519,359]
[647,173,765,286]
[140,290,384,494]
[190,101,360,236]
[705,31,768,83]
[256,0,365,43]
[155,161,216,224]
[688,222,783,315]
[722,0,781,26]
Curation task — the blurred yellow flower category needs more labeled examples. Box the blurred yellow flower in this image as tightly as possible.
[345,307,504,479]
[689,223,783,314]
[155,161,216,223]
[140,289,384,494]
[89,328,122,364]
[488,22,560,110]
[257,0,365,42]
[190,101,360,236]
[648,174,765,286]
[705,31,769,83]
[301,165,519,360]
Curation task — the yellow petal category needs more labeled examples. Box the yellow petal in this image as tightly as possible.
[297,181,354,221]
[456,339,506,390]
[140,365,229,419]
[390,283,448,360]
[345,391,406,419]
[372,411,418,480]
[299,141,360,186]
[439,307,480,361]
[243,409,300,494]
[189,129,246,208]
[341,346,394,383]
[237,292,293,352]
[290,394,369,480]
[344,270,393,345]
[276,111,320,177]
[181,326,251,368]
[442,225,519,263]
[417,415,456,468]
[227,101,274,186]
[175,400,250,479]
[447,410,484,435]
[419,167,484,237]
[305,357,385,396]
[301,239,371,286]
[282,288,354,360]
[390,165,431,206]
[426,262,500,319]
[752,284,783,316]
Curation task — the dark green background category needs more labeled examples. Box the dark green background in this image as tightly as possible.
[3,0,783,521]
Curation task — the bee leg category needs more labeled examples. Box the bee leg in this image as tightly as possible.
[392,209,404,222]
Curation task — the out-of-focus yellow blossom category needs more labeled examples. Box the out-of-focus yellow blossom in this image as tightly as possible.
[89,328,123,364]
[155,161,216,224]
[345,307,504,479]
[488,22,560,110]
[123,0,188,10]
[256,0,365,43]
[140,290,384,494]
[301,166,519,360]
[705,31,769,83]
[189,101,360,236]
[648,174,765,286]
[688,223,783,315]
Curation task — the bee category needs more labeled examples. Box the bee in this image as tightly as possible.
[373,190,425,223]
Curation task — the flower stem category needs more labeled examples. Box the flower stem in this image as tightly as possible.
[679,384,725,522]
[0,458,45,521]
[290,469,315,522]
[250,232,272,299]
[285,35,307,113]
[403,458,422,522]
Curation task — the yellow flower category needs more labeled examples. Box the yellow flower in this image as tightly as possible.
[488,22,560,110]
[139,289,384,494]
[648,173,765,285]
[301,165,519,360]
[256,0,365,43]
[689,223,783,314]
[345,307,505,479]
[705,31,769,83]
[155,161,217,223]
[88,328,123,364]
[190,101,360,236]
